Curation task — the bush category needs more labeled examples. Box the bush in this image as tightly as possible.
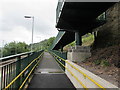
[93,59,110,67]
[93,60,101,65]
[100,60,110,67]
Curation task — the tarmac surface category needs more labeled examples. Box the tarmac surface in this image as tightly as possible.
[28,52,75,88]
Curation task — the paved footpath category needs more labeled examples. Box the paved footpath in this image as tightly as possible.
[28,52,75,89]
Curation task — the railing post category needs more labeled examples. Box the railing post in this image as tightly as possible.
[28,53,30,64]
[27,53,31,83]
[16,56,21,88]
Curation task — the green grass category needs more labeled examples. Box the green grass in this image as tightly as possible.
[93,60,101,65]
[93,59,110,67]
[100,60,110,67]
[63,33,94,51]
[82,33,94,46]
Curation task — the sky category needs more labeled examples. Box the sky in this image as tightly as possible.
[0,0,58,47]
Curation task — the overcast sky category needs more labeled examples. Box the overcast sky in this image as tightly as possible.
[0,0,58,47]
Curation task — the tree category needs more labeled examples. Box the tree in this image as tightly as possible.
[32,37,55,51]
[2,41,29,57]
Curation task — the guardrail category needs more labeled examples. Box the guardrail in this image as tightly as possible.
[0,52,31,61]
[0,50,44,89]
[49,51,106,90]
[49,31,66,50]
[50,50,67,59]
[56,0,65,23]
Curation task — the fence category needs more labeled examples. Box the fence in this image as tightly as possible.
[0,50,44,89]
[50,50,67,59]
[49,51,117,90]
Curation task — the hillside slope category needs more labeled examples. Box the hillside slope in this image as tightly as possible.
[77,45,120,87]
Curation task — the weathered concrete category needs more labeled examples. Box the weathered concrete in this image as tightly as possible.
[67,46,91,62]
[65,60,118,89]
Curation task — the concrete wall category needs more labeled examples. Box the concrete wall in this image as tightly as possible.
[67,52,91,62]
[93,2,120,48]
[67,46,91,62]
[65,60,118,89]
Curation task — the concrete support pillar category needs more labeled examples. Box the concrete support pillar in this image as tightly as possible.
[94,31,97,42]
[75,32,82,46]
[67,32,91,63]
[93,31,97,49]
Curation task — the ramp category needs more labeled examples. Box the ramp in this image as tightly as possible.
[28,52,75,88]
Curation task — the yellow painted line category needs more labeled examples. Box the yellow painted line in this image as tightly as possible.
[51,52,65,62]
[52,53,87,90]
[66,61,105,90]
[4,52,44,89]
[19,59,40,89]
[54,56,65,68]
[50,51,106,90]
[66,67,88,90]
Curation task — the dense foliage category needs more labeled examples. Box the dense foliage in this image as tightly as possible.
[0,41,29,57]
[0,37,55,57]
[63,33,94,51]
[32,37,55,51]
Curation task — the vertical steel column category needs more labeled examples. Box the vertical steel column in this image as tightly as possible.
[75,32,82,45]
[60,45,63,52]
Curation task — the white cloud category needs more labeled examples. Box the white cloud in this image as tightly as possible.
[0,26,31,44]
[0,0,58,46]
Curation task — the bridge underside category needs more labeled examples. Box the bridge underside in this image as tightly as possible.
[51,2,116,50]
[51,31,75,50]
[56,2,116,34]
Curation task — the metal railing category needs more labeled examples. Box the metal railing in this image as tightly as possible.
[50,50,67,59]
[49,31,65,50]
[96,12,107,25]
[0,50,44,89]
[49,51,66,71]
[50,50,67,71]
[56,0,65,23]
[50,51,105,90]
[97,12,106,21]
[0,51,33,62]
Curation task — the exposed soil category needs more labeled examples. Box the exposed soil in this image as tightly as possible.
[76,45,120,87]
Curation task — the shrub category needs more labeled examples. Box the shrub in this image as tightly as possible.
[93,60,101,65]
[100,60,110,67]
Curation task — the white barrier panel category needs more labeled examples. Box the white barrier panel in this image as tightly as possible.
[65,60,118,89]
